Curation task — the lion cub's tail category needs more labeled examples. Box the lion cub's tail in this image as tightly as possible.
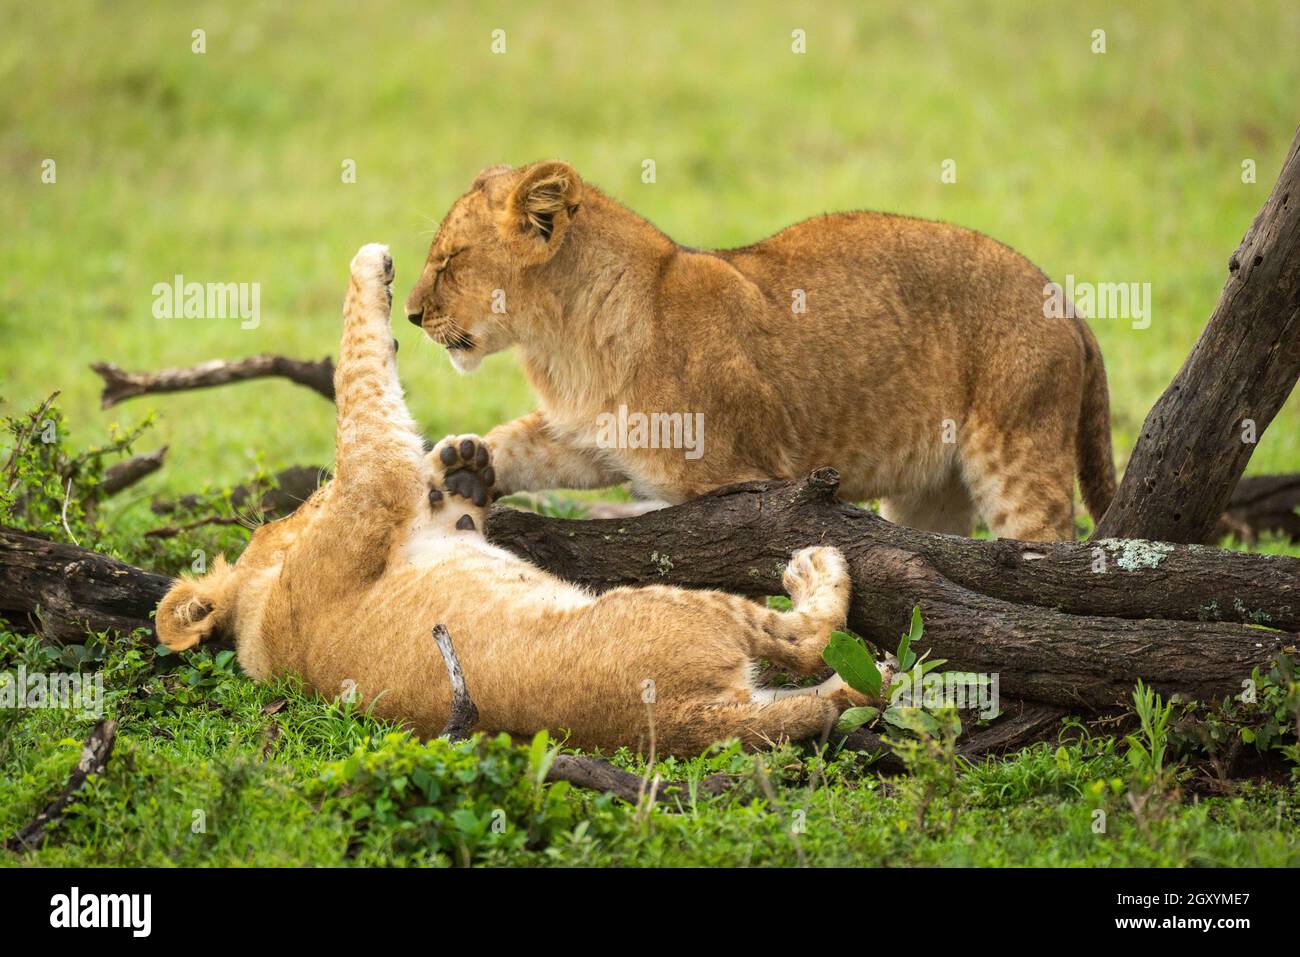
[1075,322,1117,522]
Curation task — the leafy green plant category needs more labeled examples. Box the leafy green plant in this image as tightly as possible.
[820,606,983,736]
[1170,653,1300,782]
[1,395,154,543]
[1125,680,1174,782]
[311,730,580,865]
[885,706,964,835]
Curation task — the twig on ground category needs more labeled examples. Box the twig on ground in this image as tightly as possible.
[4,720,118,853]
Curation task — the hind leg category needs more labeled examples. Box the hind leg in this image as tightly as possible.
[424,434,496,535]
[962,438,1076,541]
[879,470,977,536]
[748,546,852,676]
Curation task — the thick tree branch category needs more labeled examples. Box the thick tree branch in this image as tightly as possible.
[1094,127,1300,542]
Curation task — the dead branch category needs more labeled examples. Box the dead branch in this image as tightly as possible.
[101,447,168,496]
[91,354,336,408]
[433,624,479,741]
[1218,473,1300,544]
[3,720,118,852]
[485,470,1297,710]
[144,515,246,539]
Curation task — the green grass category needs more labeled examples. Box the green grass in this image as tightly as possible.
[2,0,1298,495]
[2,0,1299,867]
[2,633,1297,867]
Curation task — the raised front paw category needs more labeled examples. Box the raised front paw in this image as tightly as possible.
[348,242,394,311]
[428,433,496,509]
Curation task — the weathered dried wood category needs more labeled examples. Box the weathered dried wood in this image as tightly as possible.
[840,702,1068,773]
[546,754,733,804]
[1094,127,1300,542]
[4,720,118,852]
[3,469,1295,710]
[91,354,336,408]
[150,464,326,520]
[433,624,479,742]
[0,527,171,642]
[101,447,168,496]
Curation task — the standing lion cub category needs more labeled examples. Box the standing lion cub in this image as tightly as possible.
[405,162,1115,541]
[155,244,884,755]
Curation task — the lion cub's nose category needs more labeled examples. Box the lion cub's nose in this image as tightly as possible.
[407,312,423,327]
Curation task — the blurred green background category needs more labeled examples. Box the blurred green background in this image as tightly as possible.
[2,0,1297,496]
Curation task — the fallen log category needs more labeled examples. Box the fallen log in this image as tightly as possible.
[91,354,336,408]
[485,470,1296,709]
[488,470,1299,632]
[1218,473,1300,544]
[5,468,1292,710]
[0,527,170,642]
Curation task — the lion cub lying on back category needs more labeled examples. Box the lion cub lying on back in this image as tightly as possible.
[405,162,1117,541]
[155,244,879,755]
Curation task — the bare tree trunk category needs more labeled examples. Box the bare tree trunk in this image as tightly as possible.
[1094,127,1300,542]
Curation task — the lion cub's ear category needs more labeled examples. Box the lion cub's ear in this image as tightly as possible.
[497,161,583,265]
[155,555,236,652]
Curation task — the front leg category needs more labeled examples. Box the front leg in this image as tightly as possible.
[319,244,427,573]
[483,410,624,494]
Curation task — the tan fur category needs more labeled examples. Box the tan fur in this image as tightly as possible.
[405,162,1116,541]
[155,244,880,755]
